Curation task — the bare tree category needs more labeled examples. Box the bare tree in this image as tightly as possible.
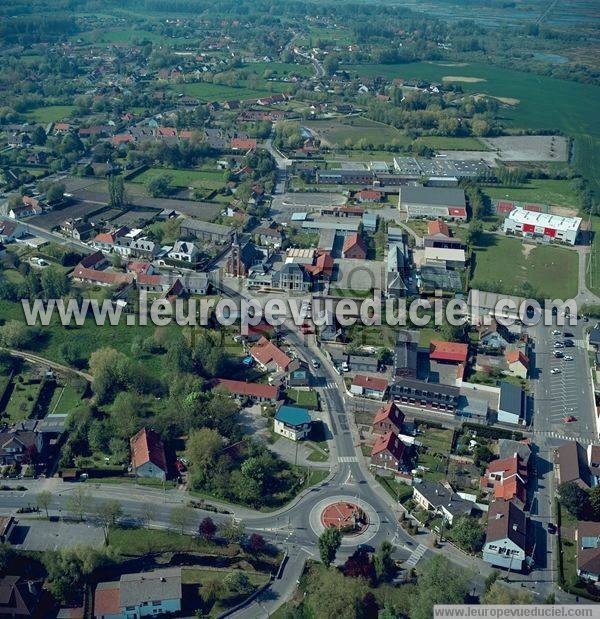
[36,491,52,518]
[65,486,90,521]
[95,499,123,543]
[141,502,157,529]
[169,505,194,535]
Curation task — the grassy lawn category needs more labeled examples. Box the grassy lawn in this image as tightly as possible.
[47,380,87,415]
[241,61,313,79]
[306,448,328,462]
[419,427,454,454]
[26,105,76,123]
[108,525,240,556]
[471,233,579,299]
[168,81,291,102]
[483,179,580,208]
[285,388,318,409]
[134,167,226,190]
[415,136,486,151]
[586,215,600,296]
[2,372,44,424]
[417,451,448,482]
[376,475,413,503]
[417,328,439,349]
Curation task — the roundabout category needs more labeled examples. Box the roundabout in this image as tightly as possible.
[309,495,381,547]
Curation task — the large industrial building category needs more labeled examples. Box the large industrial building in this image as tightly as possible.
[399,186,467,221]
[503,207,581,245]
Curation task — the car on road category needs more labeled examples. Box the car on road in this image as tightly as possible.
[341,361,349,372]
[548,523,557,534]
[550,368,561,374]
[564,355,574,361]
[554,351,564,358]
[311,360,320,369]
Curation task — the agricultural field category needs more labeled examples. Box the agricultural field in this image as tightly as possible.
[168,81,291,102]
[133,167,227,191]
[26,105,77,123]
[304,117,408,148]
[241,61,313,79]
[470,233,579,299]
[483,179,580,208]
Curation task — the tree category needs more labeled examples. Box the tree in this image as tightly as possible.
[373,540,395,582]
[40,266,69,299]
[482,582,533,604]
[465,220,484,247]
[410,556,471,619]
[590,486,600,521]
[45,182,65,204]
[450,516,485,553]
[108,174,126,208]
[558,482,589,519]
[220,518,246,545]
[36,491,52,518]
[198,516,217,541]
[0,321,38,349]
[146,173,173,198]
[248,533,266,553]
[223,571,252,595]
[66,486,90,521]
[140,502,157,528]
[344,548,374,580]
[201,578,224,604]
[32,126,47,146]
[318,527,342,567]
[304,565,369,618]
[169,505,194,535]
[88,347,129,404]
[95,499,123,542]
[185,428,223,474]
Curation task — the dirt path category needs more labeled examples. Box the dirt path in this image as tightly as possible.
[1,347,92,382]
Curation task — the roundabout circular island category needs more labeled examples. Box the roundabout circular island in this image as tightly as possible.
[320,501,368,535]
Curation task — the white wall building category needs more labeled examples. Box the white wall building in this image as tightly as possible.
[503,207,581,245]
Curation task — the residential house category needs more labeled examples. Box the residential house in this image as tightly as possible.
[429,340,468,385]
[555,440,591,489]
[94,568,182,619]
[497,382,525,425]
[0,576,43,617]
[0,428,42,465]
[79,251,108,270]
[505,350,529,379]
[589,326,600,350]
[372,401,405,436]
[498,439,531,467]
[0,220,24,243]
[250,337,293,373]
[478,320,510,351]
[168,241,199,263]
[71,266,134,288]
[393,331,418,379]
[370,431,405,472]
[287,369,311,389]
[350,375,388,399]
[481,454,528,506]
[348,355,379,373]
[274,405,312,441]
[130,427,168,481]
[390,377,460,412]
[215,379,279,403]
[61,218,94,241]
[412,481,477,525]
[356,189,382,203]
[342,233,367,260]
[0,516,15,543]
[9,201,42,219]
[129,238,157,260]
[576,522,600,582]
[483,500,528,571]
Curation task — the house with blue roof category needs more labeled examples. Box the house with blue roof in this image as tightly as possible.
[274,405,312,441]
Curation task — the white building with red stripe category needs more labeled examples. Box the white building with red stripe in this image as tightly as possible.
[503,207,581,245]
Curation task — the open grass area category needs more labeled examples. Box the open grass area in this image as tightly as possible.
[133,167,226,190]
[2,372,43,424]
[304,117,409,148]
[47,379,87,415]
[484,179,580,208]
[285,388,318,409]
[471,233,579,299]
[419,427,454,454]
[376,475,413,503]
[417,450,448,482]
[241,61,313,79]
[168,81,291,102]
[415,136,486,151]
[26,105,76,123]
[586,215,600,296]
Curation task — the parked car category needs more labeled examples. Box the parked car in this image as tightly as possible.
[563,339,575,347]
[554,351,564,358]
[551,368,561,374]
[311,360,320,369]
[548,523,557,534]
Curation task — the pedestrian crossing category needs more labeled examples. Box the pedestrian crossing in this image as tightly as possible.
[404,543,427,568]
[338,456,358,463]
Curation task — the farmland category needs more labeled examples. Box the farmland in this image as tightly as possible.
[304,117,408,148]
[26,105,77,123]
[415,136,486,151]
[168,81,292,102]
[470,233,579,299]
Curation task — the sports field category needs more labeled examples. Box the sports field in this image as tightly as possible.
[169,81,291,102]
[304,117,408,147]
[483,179,580,208]
[471,233,579,299]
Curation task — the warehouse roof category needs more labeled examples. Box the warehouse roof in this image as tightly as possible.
[506,207,582,232]
[400,186,466,207]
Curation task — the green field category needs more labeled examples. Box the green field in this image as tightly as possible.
[342,61,600,140]
[304,117,409,148]
[134,167,226,190]
[2,372,43,424]
[47,380,87,415]
[585,215,600,296]
[575,135,600,196]
[484,179,580,208]
[241,61,313,79]
[415,136,486,151]
[76,28,189,45]
[471,233,579,299]
[26,105,76,123]
[169,81,291,102]
[285,388,318,409]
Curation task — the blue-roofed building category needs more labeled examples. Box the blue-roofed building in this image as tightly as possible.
[274,405,312,441]
[291,212,308,222]
[362,212,378,232]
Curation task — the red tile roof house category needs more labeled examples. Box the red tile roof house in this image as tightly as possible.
[372,401,405,435]
[71,266,134,288]
[429,339,469,384]
[130,427,168,481]
[350,375,388,400]
[427,220,451,237]
[505,350,529,380]
[356,189,383,203]
[481,453,528,506]
[342,233,368,260]
[250,336,294,373]
[231,138,257,151]
[214,379,279,403]
[371,431,405,472]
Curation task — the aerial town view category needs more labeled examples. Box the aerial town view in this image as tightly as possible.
[0,0,599,617]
